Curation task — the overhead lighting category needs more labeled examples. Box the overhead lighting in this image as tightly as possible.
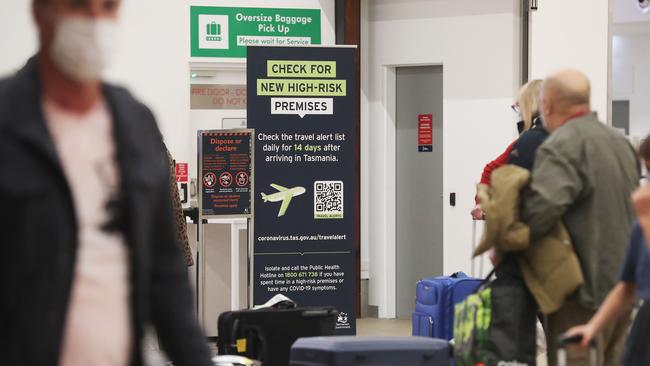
[191,73,198,78]
[640,0,650,13]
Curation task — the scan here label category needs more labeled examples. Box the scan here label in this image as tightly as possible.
[271,97,333,118]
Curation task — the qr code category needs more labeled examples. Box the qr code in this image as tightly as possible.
[314,181,344,219]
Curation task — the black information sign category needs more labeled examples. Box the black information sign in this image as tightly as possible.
[248,46,357,334]
[200,130,252,216]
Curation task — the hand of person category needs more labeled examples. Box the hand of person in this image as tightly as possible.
[471,204,485,220]
[632,184,650,219]
[488,248,502,266]
[564,324,596,348]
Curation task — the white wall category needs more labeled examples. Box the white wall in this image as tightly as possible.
[612,0,650,139]
[0,1,192,162]
[0,0,335,170]
[0,0,335,331]
[0,2,37,75]
[4,0,618,321]
[362,0,521,318]
[612,33,650,139]
[529,0,611,123]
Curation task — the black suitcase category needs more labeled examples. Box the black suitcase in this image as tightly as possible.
[290,336,451,366]
[217,307,338,366]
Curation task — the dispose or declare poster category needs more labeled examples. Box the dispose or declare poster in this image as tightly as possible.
[200,131,252,216]
[248,46,357,334]
[191,6,321,58]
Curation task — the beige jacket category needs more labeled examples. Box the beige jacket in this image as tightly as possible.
[475,165,583,314]
[166,147,194,266]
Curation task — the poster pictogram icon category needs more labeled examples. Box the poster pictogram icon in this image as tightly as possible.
[236,171,249,187]
[203,172,217,188]
[220,172,233,187]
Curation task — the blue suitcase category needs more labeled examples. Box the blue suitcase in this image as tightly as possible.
[290,336,451,366]
[412,272,482,340]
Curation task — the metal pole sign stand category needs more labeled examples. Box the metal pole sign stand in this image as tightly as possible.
[197,129,254,329]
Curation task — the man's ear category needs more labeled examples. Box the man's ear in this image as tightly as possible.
[543,97,552,118]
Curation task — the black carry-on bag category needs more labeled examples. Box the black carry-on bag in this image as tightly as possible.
[557,335,597,366]
[453,266,538,366]
[290,336,452,366]
[217,307,338,366]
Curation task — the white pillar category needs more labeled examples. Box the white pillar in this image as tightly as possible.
[529,0,612,124]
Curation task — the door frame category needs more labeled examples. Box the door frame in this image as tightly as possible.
[379,62,444,318]
[393,65,445,319]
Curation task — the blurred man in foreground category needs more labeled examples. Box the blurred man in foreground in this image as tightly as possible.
[0,0,212,365]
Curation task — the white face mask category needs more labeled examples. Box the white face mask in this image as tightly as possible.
[50,17,119,82]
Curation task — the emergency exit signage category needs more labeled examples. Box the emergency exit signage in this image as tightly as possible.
[191,84,247,110]
[190,6,322,58]
[418,114,433,152]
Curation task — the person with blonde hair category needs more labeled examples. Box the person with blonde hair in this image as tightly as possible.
[499,79,550,361]
[471,79,545,218]
[508,79,547,170]
[516,79,543,131]
[469,79,550,361]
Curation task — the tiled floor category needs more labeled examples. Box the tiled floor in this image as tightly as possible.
[356,318,548,366]
[146,318,412,362]
[146,318,548,366]
[357,317,412,336]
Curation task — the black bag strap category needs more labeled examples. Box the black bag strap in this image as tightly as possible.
[450,271,468,279]
[230,318,240,349]
[473,264,500,293]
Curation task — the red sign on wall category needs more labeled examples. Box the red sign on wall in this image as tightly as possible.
[190,84,247,110]
[418,114,433,152]
[175,163,189,183]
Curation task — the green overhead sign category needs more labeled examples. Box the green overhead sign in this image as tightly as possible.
[190,6,322,58]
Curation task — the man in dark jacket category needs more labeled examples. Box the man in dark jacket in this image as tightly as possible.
[521,69,639,366]
[0,0,212,365]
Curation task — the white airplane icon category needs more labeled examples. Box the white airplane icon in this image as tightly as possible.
[261,184,306,217]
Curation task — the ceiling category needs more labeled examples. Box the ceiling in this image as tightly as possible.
[613,0,650,24]
[613,0,650,35]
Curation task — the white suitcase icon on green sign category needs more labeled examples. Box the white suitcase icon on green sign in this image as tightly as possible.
[207,21,221,36]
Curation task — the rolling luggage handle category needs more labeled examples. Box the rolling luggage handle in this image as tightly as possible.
[557,335,597,366]
[471,221,485,277]
[212,355,261,366]
[301,309,338,318]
